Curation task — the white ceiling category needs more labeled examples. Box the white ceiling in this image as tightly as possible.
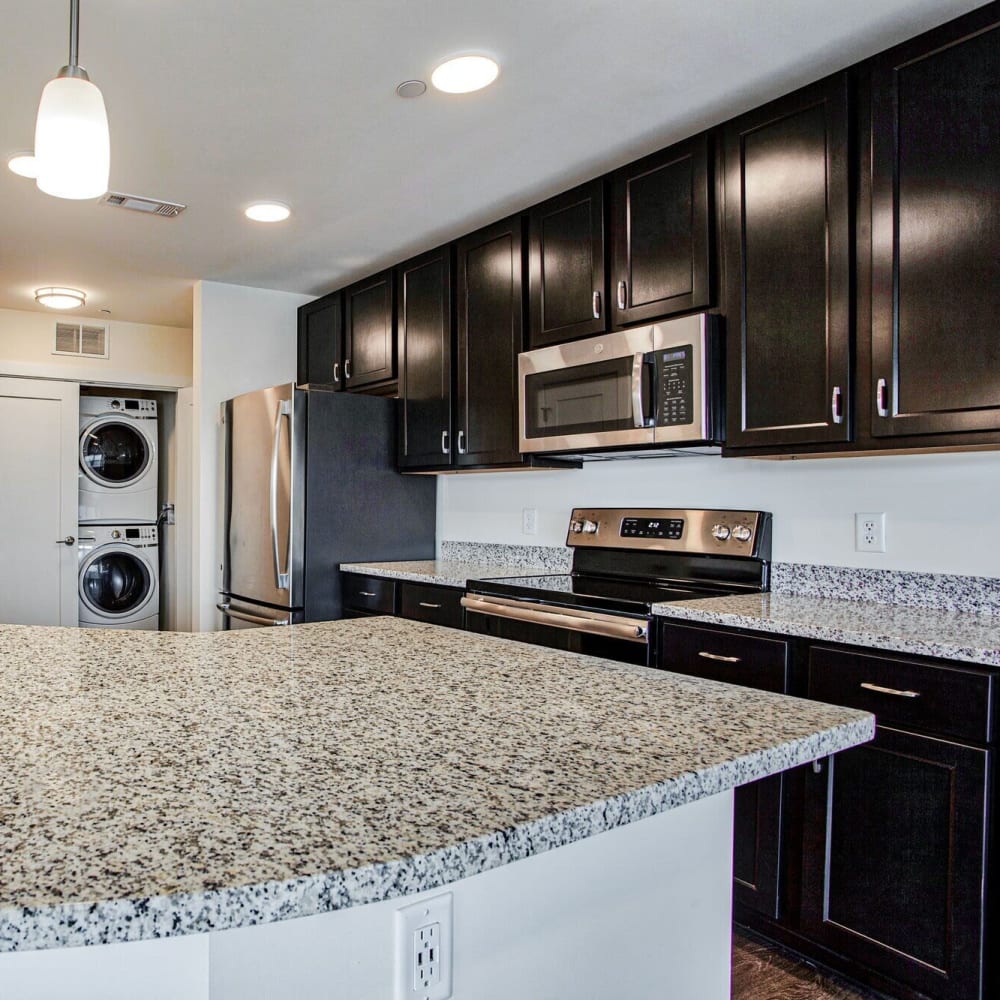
[0,0,983,329]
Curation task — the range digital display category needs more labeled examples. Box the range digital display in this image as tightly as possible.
[620,517,684,540]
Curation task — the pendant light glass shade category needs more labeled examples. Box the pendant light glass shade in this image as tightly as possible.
[35,73,110,199]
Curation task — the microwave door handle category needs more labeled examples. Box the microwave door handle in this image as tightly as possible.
[631,352,653,429]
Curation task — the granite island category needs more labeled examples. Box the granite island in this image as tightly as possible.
[0,618,873,999]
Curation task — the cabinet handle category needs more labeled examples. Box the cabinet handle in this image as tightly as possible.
[860,682,920,699]
[697,651,741,663]
[876,377,889,417]
[344,358,352,379]
[457,430,466,454]
[831,385,843,424]
[617,280,627,311]
[333,362,341,383]
[441,430,449,455]
[592,290,601,319]
[812,759,824,774]
[359,591,377,597]
[418,602,442,609]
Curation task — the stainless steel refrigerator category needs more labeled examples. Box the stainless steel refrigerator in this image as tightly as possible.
[218,383,436,628]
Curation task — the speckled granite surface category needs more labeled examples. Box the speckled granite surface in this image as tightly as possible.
[440,541,572,573]
[655,593,1000,666]
[771,562,1000,613]
[339,559,517,588]
[0,618,871,952]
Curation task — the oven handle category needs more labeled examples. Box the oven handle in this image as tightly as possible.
[461,595,649,644]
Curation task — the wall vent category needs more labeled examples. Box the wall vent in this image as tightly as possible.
[54,322,110,359]
[104,191,186,218]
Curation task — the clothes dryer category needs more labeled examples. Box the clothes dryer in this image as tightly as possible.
[78,524,159,630]
[79,396,158,523]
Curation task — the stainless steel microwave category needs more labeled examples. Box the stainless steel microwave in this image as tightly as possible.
[518,313,722,456]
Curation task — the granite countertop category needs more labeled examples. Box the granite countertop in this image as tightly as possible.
[0,618,871,952]
[655,593,1000,667]
[339,559,528,589]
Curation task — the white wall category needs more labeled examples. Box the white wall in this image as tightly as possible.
[191,281,313,631]
[439,450,1000,577]
[0,307,191,388]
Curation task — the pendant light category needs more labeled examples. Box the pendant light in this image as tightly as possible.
[34,0,110,200]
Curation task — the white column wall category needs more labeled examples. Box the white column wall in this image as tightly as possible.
[191,281,312,631]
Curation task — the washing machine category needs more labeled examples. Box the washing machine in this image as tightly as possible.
[79,396,158,523]
[78,525,159,630]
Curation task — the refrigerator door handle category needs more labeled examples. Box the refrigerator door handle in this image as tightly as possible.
[270,398,292,590]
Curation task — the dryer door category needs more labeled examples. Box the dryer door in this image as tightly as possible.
[80,547,154,618]
[80,417,153,489]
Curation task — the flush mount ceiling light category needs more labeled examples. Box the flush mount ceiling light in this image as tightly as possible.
[34,0,110,200]
[245,201,291,223]
[35,286,87,310]
[7,152,38,178]
[430,55,499,94]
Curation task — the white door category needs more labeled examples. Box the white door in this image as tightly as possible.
[0,377,80,625]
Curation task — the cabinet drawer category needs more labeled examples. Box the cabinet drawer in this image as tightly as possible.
[341,574,396,615]
[659,622,789,693]
[808,646,994,743]
[399,582,464,629]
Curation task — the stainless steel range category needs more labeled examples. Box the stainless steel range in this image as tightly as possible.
[462,507,772,666]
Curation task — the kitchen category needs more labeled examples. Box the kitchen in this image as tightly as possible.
[1,1,998,998]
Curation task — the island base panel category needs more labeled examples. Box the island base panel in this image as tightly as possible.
[1,791,734,999]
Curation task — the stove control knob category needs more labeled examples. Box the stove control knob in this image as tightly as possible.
[732,525,752,542]
[570,520,583,533]
[581,519,599,534]
[711,523,731,541]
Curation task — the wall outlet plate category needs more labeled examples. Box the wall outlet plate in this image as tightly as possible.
[522,507,538,535]
[394,892,453,1000]
[855,512,887,552]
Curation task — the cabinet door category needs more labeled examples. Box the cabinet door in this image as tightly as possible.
[397,247,453,469]
[344,270,395,390]
[870,8,1000,437]
[724,76,852,449]
[455,215,524,467]
[801,728,989,1000]
[610,133,712,327]
[527,179,607,348]
[297,293,343,390]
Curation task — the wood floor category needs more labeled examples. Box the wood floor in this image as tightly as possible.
[732,934,886,1000]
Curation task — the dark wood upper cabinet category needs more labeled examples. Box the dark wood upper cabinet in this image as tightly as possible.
[297,292,343,390]
[527,179,607,348]
[344,270,395,390]
[723,75,852,450]
[870,6,1000,438]
[396,246,452,470]
[610,133,712,327]
[455,215,524,467]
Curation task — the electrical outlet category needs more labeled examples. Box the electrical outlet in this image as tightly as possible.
[522,507,538,535]
[394,893,453,1000]
[855,512,887,552]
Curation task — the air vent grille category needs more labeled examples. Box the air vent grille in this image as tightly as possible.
[104,192,186,218]
[54,322,109,359]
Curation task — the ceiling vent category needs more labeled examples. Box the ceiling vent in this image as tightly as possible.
[104,192,186,218]
[54,322,109,359]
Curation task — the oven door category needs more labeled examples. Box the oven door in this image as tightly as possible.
[461,594,652,666]
[518,327,657,453]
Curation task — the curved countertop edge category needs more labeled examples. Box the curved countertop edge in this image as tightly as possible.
[654,599,1000,667]
[0,715,872,954]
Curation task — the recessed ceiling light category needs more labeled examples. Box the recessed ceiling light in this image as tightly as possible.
[7,152,38,178]
[35,286,86,309]
[430,55,499,94]
[245,201,291,223]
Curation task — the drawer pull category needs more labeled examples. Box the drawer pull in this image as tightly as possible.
[418,601,442,609]
[698,651,741,663]
[860,682,920,699]
[359,591,377,598]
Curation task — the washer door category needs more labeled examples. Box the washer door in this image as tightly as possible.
[80,547,154,617]
[80,417,152,489]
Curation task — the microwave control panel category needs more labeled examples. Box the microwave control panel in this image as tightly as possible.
[653,346,693,426]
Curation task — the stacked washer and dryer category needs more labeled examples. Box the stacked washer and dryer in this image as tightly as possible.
[77,397,160,630]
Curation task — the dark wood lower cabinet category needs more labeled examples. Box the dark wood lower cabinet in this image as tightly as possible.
[733,775,784,920]
[800,728,990,1000]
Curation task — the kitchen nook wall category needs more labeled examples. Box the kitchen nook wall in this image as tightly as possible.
[191,281,313,632]
[438,451,1000,578]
